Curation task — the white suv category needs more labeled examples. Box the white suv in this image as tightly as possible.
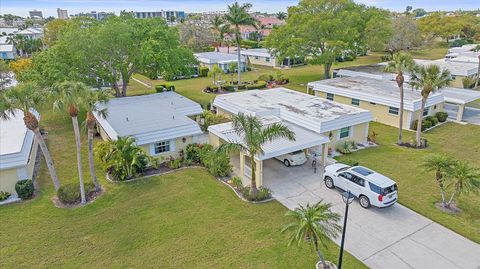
[323,164,398,208]
[275,150,307,167]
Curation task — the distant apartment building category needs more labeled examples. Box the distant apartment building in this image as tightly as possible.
[133,10,186,21]
[72,11,114,20]
[29,10,43,19]
[57,8,68,19]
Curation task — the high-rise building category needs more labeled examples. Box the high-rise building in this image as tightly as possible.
[57,8,68,19]
[72,11,113,20]
[133,10,185,21]
[29,9,43,19]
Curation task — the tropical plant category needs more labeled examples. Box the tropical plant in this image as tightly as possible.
[0,82,61,191]
[208,64,224,86]
[384,52,415,144]
[210,15,230,52]
[282,201,341,268]
[276,12,287,20]
[219,113,295,196]
[0,60,11,90]
[83,89,109,191]
[421,154,456,208]
[52,81,89,204]
[0,191,11,201]
[445,161,480,208]
[224,2,258,86]
[228,62,237,84]
[409,65,451,147]
[95,136,156,181]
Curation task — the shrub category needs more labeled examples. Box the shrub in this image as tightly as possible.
[341,158,359,166]
[367,131,378,143]
[15,179,34,200]
[337,141,353,154]
[155,84,175,93]
[380,54,392,62]
[425,116,438,126]
[449,39,473,48]
[199,145,231,177]
[245,80,267,90]
[0,191,11,201]
[198,66,209,77]
[200,110,229,132]
[230,176,243,189]
[57,182,95,204]
[258,74,274,82]
[240,186,271,201]
[169,158,182,169]
[412,119,432,131]
[186,143,202,164]
[435,112,448,122]
[241,40,259,48]
[462,77,475,89]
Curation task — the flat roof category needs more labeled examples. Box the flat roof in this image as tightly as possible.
[240,48,272,58]
[441,88,480,105]
[94,92,203,145]
[308,76,444,111]
[208,115,329,160]
[194,52,245,64]
[0,110,36,170]
[337,64,390,75]
[213,87,372,133]
[414,59,478,77]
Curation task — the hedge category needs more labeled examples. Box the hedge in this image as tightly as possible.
[155,84,175,93]
[198,66,209,77]
[15,179,34,200]
[435,112,448,122]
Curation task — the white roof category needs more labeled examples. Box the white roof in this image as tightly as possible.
[447,44,478,54]
[441,88,480,105]
[94,92,203,145]
[414,59,478,77]
[16,27,43,35]
[194,52,245,64]
[308,76,444,112]
[240,48,273,58]
[449,55,479,64]
[208,115,329,160]
[213,87,372,134]
[0,110,37,170]
[0,44,14,52]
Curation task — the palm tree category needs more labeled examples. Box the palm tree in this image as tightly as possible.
[52,81,89,204]
[224,2,258,86]
[282,201,341,269]
[471,45,480,88]
[410,65,451,147]
[211,16,224,52]
[0,82,61,191]
[208,64,224,86]
[385,52,415,145]
[276,12,287,20]
[219,114,295,196]
[445,161,480,208]
[83,89,109,191]
[421,154,456,208]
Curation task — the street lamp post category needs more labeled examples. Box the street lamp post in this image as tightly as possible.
[338,190,354,269]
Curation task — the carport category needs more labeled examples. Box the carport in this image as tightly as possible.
[208,116,330,187]
[442,88,480,121]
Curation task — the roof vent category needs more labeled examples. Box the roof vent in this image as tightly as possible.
[172,115,175,120]
[126,117,129,121]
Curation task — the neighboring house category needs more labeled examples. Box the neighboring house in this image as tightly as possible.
[308,76,445,129]
[239,16,285,40]
[208,87,373,187]
[441,88,480,121]
[0,44,16,60]
[412,59,478,88]
[240,48,304,68]
[332,64,396,81]
[15,27,44,40]
[94,92,204,161]
[447,44,478,54]
[0,110,39,199]
[194,52,246,73]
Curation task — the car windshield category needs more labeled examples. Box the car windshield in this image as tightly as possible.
[337,167,350,173]
[291,150,303,155]
[352,166,374,176]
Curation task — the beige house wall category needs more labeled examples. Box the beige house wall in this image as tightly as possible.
[322,122,369,150]
[0,137,38,196]
[140,136,193,163]
[315,91,444,129]
[247,55,278,68]
[451,76,465,88]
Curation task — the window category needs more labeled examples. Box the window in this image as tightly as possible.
[339,127,350,139]
[351,98,360,106]
[254,56,259,60]
[265,57,270,62]
[326,93,334,101]
[388,106,399,115]
[351,176,365,187]
[154,141,170,154]
[339,172,354,180]
[423,107,430,117]
[369,102,377,105]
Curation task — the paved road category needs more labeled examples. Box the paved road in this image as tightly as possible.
[262,159,480,269]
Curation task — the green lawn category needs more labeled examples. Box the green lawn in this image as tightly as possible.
[337,122,480,243]
[410,47,448,60]
[0,110,366,269]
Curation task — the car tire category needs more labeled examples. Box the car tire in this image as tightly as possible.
[284,159,291,167]
[324,177,335,189]
[359,195,371,209]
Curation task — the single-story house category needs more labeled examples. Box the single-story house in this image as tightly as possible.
[308,76,445,129]
[194,52,246,73]
[0,110,39,199]
[332,64,396,81]
[447,44,478,54]
[240,48,304,69]
[94,92,204,161]
[441,88,480,121]
[15,27,44,39]
[0,44,16,60]
[413,59,478,88]
[208,87,373,187]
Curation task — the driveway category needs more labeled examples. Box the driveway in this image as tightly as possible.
[262,159,480,269]
[463,107,480,125]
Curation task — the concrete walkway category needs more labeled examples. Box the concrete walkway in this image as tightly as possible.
[262,159,480,269]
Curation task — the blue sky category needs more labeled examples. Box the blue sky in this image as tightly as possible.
[1,0,479,17]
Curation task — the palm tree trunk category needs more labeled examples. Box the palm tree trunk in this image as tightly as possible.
[475,56,480,88]
[436,171,447,207]
[313,236,326,266]
[33,129,61,191]
[398,83,404,144]
[324,63,332,79]
[415,98,427,147]
[447,191,457,207]
[88,126,101,191]
[72,116,86,204]
[236,35,242,87]
[250,155,258,196]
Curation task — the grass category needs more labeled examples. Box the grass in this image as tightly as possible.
[0,110,366,269]
[410,47,448,60]
[337,122,480,243]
